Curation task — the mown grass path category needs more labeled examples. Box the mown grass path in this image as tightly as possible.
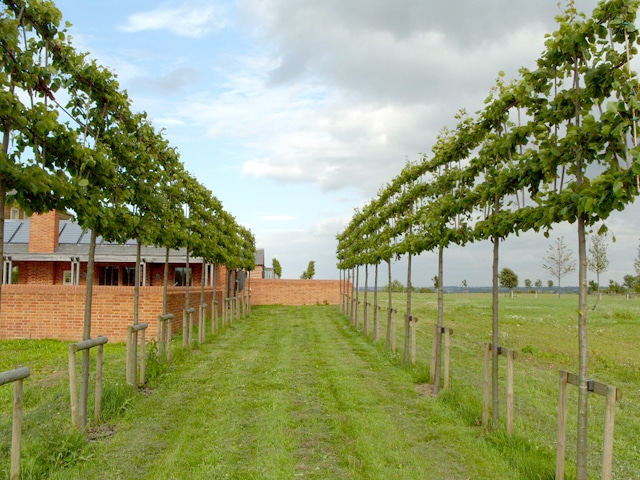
[56,305,520,479]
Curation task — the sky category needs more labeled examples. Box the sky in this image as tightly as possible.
[51,0,640,287]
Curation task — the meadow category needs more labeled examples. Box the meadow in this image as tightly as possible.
[0,293,638,479]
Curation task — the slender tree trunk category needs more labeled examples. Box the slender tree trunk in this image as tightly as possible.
[247,270,251,313]
[163,247,169,314]
[492,233,500,426]
[354,266,360,329]
[0,176,6,313]
[572,51,589,479]
[185,247,190,308]
[363,264,369,335]
[434,246,444,394]
[339,269,343,313]
[80,228,97,428]
[386,260,393,349]
[404,253,412,364]
[211,263,217,332]
[347,269,352,319]
[134,241,141,325]
[577,216,589,479]
[373,263,379,341]
[1,95,13,314]
[200,260,206,311]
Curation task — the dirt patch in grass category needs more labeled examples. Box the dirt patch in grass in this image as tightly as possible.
[415,383,435,397]
[88,424,117,442]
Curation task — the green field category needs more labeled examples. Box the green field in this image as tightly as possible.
[1,294,639,479]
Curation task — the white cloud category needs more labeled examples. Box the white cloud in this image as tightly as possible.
[59,0,638,287]
[121,3,228,38]
[256,215,295,222]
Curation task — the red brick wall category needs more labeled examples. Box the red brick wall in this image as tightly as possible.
[249,279,342,306]
[0,279,343,341]
[25,262,55,284]
[0,285,217,342]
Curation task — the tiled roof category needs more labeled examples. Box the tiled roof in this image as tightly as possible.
[3,220,264,266]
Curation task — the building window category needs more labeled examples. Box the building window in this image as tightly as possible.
[2,259,16,284]
[122,266,144,286]
[10,208,20,219]
[99,266,119,286]
[63,270,72,285]
[174,267,192,286]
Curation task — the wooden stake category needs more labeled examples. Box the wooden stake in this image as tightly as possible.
[68,345,78,429]
[482,343,491,429]
[410,316,418,365]
[95,344,104,423]
[430,324,438,385]
[507,350,515,435]
[10,379,23,480]
[556,371,569,480]
[444,327,451,390]
[602,386,618,480]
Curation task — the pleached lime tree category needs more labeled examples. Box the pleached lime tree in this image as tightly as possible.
[337,2,640,477]
[0,0,82,305]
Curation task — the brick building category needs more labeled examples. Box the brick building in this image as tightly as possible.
[2,209,265,289]
[0,209,343,341]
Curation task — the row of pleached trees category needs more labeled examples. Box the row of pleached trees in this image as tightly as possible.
[1,0,255,311]
[336,1,640,478]
[1,0,255,430]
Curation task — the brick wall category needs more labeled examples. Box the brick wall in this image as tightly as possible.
[0,284,217,342]
[0,279,343,341]
[249,279,342,306]
[28,211,60,253]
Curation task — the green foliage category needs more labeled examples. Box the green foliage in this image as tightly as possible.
[607,279,625,295]
[300,260,315,279]
[384,279,405,292]
[499,267,518,291]
[588,233,610,283]
[0,0,255,290]
[97,382,136,420]
[144,341,170,387]
[272,258,282,278]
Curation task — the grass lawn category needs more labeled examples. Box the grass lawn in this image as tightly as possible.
[0,294,638,479]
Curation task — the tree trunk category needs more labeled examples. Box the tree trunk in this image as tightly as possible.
[163,247,169,314]
[80,228,97,428]
[354,266,360,329]
[404,253,412,365]
[1,101,12,314]
[386,260,392,349]
[185,247,190,309]
[134,241,141,325]
[211,263,217,332]
[347,269,352,319]
[434,246,444,394]
[373,263,379,341]
[363,264,369,335]
[0,176,6,314]
[200,260,206,310]
[492,233,500,426]
[577,216,589,479]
